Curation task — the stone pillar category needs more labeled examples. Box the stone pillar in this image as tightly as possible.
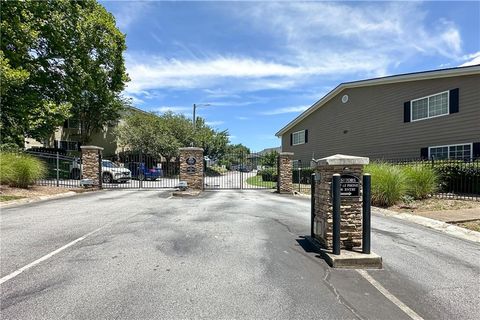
[179,147,204,190]
[313,154,369,250]
[80,145,103,188]
[277,152,294,194]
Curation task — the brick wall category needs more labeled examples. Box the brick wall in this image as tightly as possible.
[313,155,368,250]
[277,152,294,193]
[179,147,204,190]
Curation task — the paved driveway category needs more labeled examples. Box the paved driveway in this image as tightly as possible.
[1,190,479,319]
[204,170,261,189]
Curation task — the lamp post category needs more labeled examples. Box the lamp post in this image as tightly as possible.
[193,103,211,131]
[192,103,211,147]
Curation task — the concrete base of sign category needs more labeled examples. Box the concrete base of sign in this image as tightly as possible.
[171,190,202,197]
[306,236,382,269]
[321,250,382,269]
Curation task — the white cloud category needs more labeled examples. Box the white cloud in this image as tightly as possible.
[152,106,191,113]
[124,94,144,105]
[238,2,466,66]
[459,51,480,67]
[111,1,152,31]
[205,120,225,127]
[123,2,469,95]
[236,116,249,120]
[260,105,309,115]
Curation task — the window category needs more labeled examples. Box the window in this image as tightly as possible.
[63,118,81,130]
[292,130,305,145]
[429,143,472,160]
[58,140,79,151]
[411,91,449,121]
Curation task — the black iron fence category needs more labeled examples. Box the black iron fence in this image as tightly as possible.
[383,157,479,200]
[26,150,82,188]
[293,157,479,200]
[205,152,276,189]
[102,152,180,189]
[292,162,315,194]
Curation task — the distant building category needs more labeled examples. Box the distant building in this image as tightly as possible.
[25,106,148,156]
[276,65,480,164]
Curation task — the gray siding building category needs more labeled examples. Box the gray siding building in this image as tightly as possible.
[276,65,480,164]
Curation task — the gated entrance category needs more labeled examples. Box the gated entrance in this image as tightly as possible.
[102,152,180,189]
[204,152,276,190]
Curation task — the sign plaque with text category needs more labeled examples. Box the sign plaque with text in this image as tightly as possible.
[340,174,360,197]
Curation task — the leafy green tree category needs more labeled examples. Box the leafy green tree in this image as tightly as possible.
[0,0,128,146]
[115,111,231,167]
[260,151,279,167]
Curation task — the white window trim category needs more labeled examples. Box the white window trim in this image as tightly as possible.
[292,130,305,146]
[411,90,450,122]
[428,142,473,159]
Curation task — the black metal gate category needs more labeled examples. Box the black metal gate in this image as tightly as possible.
[204,152,277,190]
[102,152,179,189]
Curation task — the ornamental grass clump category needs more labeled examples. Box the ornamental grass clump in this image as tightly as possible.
[364,162,407,207]
[403,165,438,199]
[0,152,46,188]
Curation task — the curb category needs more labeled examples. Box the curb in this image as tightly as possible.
[373,207,480,243]
[0,189,101,209]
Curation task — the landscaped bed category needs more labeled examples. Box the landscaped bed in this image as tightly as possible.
[0,185,85,203]
[390,198,480,213]
[388,198,480,232]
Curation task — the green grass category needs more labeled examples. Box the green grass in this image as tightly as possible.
[246,175,276,188]
[0,195,26,202]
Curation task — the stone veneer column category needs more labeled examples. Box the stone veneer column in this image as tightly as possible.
[179,147,204,190]
[80,145,103,188]
[277,152,294,194]
[313,154,369,250]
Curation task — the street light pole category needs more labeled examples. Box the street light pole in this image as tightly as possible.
[193,103,196,131]
[192,103,211,131]
[192,103,211,147]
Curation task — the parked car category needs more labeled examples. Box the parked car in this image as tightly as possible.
[127,162,163,180]
[70,159,132,183]
[237,165,252,172]
[101,160,131,183]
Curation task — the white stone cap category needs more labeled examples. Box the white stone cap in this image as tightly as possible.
[179,147,204,151]
[80,145,104,151]
[315,154,369,166]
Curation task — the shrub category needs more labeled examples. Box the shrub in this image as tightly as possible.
[434,161,480,194]
[0,152,46,188]
[403,165,438,199]
[364,162,406,207]
[258,167,277,182]
[205,165,227,177]
[0,153,15,185]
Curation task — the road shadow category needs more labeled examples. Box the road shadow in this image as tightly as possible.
[296,235,323,256]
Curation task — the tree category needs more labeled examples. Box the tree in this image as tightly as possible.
[115,111,231,167]
[0,0,128,146]
[260,151,279,167]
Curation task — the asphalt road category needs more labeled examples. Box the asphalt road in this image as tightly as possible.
[1,190,479,319]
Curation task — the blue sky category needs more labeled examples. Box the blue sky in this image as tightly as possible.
[101,1,480,151]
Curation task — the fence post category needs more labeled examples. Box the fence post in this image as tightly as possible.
[311,173,315,238]
[98,151,103,189]
[362,174,371,254]
[332,174,341,255]
[139,151,143,188]
[56,151,60,187]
